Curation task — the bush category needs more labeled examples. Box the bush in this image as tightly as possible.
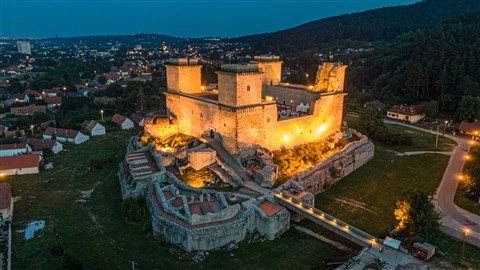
[121,196,149,223]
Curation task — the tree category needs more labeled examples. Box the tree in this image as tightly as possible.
[394,189,440,239]
[359,104,386,137]
[421,100,438,118]
[456,95,480,122]
[97,75,108,85]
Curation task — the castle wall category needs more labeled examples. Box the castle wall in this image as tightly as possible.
[265,93,345,150]
[282,130,375,195]
[256,61,282,86]
[263,85,320,109]
[166,65,202,94]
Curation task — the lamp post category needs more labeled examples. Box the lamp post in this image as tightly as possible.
[30,125,34,136]
[474,131,479,141]
[461,228,469,265]
[100,110,104,122]
[443,120,448,136]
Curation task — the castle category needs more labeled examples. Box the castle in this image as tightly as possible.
[145,55,347,158]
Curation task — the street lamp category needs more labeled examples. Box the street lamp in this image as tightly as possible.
[30,125,34,136]
[100,110,104,121]
[461,228,469,265]
[443,120,448,136]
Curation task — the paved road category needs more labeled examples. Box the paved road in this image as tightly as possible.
[385,120,480,234]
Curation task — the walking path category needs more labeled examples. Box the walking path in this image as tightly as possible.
[385,120,480,242]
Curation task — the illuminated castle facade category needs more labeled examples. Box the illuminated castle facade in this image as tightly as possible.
[145,55,347,158]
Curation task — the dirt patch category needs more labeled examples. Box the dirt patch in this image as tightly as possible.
[333,196,376,214]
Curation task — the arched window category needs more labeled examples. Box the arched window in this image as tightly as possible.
[247,86,251,91]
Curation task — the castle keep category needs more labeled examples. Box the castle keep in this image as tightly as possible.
[145,55,347,158]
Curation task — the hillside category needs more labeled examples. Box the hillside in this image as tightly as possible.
[347,13,480,121]
[233,0,480,54]
[41,33,193,46]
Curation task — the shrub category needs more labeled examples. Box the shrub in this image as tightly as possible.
[121,196,149,223]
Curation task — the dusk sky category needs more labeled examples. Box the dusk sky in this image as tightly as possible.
[1,0,419,38]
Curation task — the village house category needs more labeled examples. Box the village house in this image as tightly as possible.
[0,154,41,176]
[23,89,42,100]
[0,182,13,224]
[0,143,31,157]
[10,104,46,116]
[27,138,63,154]
[43,127,90,144]
[112,114,134,130]
[129,113,144,127]
[386,105,425,123]
[459,120,480,137]
[45,96,62,110]
[6,93,29,104]
[81,120,106,136]
[4,130,25,138]
[42,87,61,97]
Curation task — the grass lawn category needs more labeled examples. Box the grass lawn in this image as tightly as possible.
[8,129,348,270]
[455,186,480,216]
[314,131,480,267]
[345,114,456,152]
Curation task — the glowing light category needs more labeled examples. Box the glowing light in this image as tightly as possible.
[200,86,205,90]
[465,228,470,236]
[308,85,314,89]
[458,175,464,180]
[316,123,328,136]
[465,155,471,160]
[265,96,274,102]
[470,141,475,145]
[283,134,291,142]
[0,173,4,177]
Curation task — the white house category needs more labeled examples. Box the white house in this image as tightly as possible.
[129,113,144,127]
[112,114,134,130]
[28,138,63,154]
[0,154,41,176]
[81,120,106,136]
[0,143,31,157]
[43,127,89,144]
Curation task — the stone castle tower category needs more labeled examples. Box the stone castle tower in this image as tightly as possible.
[165,58,202,94]
[313,62,347,92]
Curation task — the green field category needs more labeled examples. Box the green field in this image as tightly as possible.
[345,114,456,152]
[455,185,480,216]
[8,130,348,270]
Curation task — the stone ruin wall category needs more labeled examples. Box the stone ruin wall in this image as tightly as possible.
[282,130,375,195]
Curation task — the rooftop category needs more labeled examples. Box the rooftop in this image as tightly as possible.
[220,63,259,73]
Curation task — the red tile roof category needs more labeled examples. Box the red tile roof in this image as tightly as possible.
[0,143,28,151]
[4,130,25,138]
[0,154,40,170]
[459,121,480,133]
[387,105,423,116]
[45,96,62,104]
[44,127,79,139]
[0,182,12,210]
[112,114,128,125]
[23,89,42,97]
[10,105,46,115]
[27,138,57,151]
[129,113,144,124]
[258,201,284,217]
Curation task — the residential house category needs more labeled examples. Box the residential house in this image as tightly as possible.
[27,138,63,154]
[43,127,89,144]
[0,154,41,176]
[129,113,144,127]
[4,130,25,138]
[0,143,31,156]
[0,183,13,224]
[6,93,29,104]
[112,114,134,130]
[386,105,425,123]
[81,120,106,136]
[42,88,61,97]
[45,97,62,110]
[10,104,46,116]
[23,89,42,100]
[459,121,480,137]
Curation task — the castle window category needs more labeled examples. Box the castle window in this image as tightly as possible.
[192,110,194,115]
[224,123,226,127]
[200,112,203,118]
[247,85,251,91]
[266,117,270,123]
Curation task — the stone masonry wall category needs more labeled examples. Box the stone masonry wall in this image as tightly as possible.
[283,130,374,195]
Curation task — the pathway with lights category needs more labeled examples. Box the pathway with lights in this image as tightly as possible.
[273,191,380,248]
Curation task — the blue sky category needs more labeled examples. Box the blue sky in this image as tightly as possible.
[0,0,419,38]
